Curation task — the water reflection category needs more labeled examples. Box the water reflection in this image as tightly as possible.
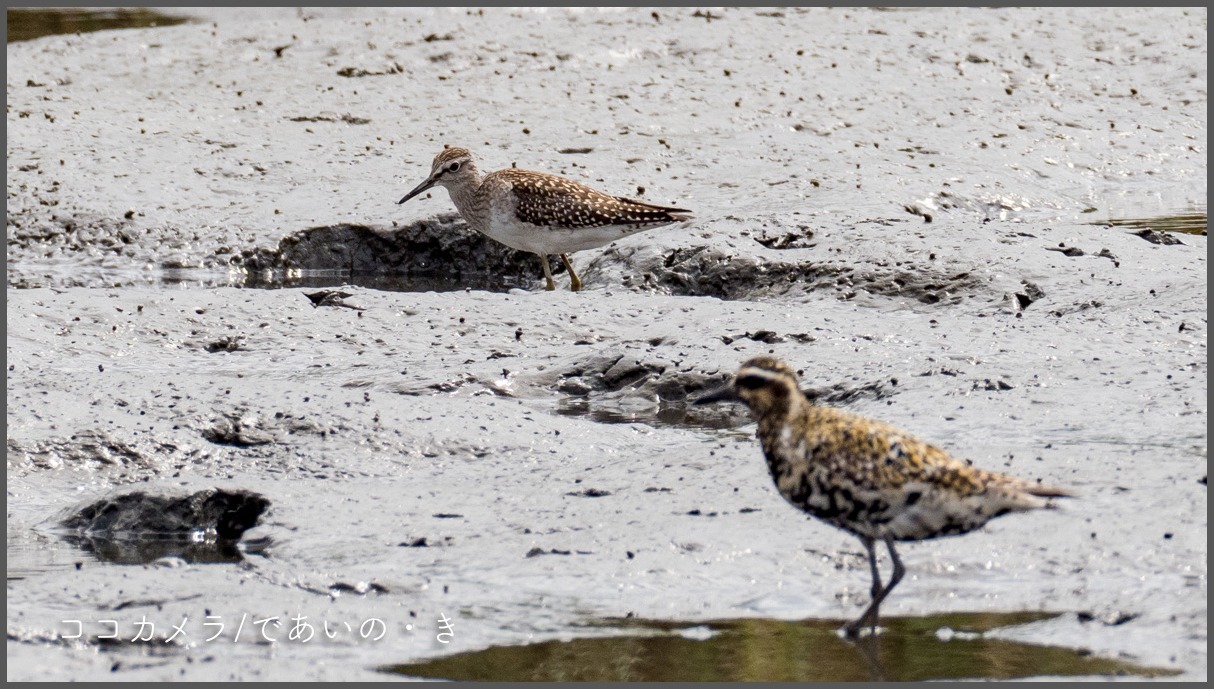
[6,8,191,43]
[8,264,529,293]
[554,397,749,431]
[383,612,1180,681]
[59,533,270,565]
[1098,210,1208,236]
[243,269,527,294]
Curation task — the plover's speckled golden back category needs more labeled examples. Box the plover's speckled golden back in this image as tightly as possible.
[696,356,1072,638]
[397,147,692,291]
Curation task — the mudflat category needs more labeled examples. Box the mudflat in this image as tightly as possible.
[6,7,1206,681]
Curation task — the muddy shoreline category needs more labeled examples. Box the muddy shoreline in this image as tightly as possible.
[6,7,1207,682]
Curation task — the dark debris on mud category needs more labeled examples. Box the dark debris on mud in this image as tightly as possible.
[541,350,898,431]
[7,430,191,476]
[549,351,898,407]
[201,409,336,447]
[62,488,269,540]
[233,215,544,291]
[599,245,986,304]
[59,488,270,564]
[1131,229,1187,245]
[552,352,719,401]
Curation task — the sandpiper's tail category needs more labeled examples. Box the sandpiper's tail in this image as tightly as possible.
[614,196,693,223]
[980,474,1075,514]
[1025,482,1074,499]
[1025,482,1074,509]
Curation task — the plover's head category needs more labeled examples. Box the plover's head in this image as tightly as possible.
[694,357,803,417]
[398,147,480,205]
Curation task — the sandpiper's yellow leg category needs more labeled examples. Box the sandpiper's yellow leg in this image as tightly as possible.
[539,255,557,291]
[559,254,582,292]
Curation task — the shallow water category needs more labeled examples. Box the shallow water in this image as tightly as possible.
[554,397,748,431]
[5,8,192,43]
[6,264,529,294]
[1097,210,1208,236]
[383,612,1181,681]
[5,535,97,581]
[242,269,528,294]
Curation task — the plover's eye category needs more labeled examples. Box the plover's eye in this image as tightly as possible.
[736,374,767,391]
[447,162,461,173]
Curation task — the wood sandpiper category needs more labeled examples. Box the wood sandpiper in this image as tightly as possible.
[397,147,692,291]
[696,356,1072,638]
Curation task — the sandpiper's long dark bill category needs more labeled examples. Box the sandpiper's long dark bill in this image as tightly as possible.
[697,356,1073,638]
[398,175,438,205]
[396,147,692,292]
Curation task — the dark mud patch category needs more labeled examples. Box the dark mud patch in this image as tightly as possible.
[383,611,1179,681]
[6,431,195,476]
[6,7,192,43]
[752,226,816,250]
[548,353,895,430]
[721,330,817,345]
[303,289,365,310]
[599,245,986,304]
[233,216,549,292]
[200,409,347,447]
[545,353,744,429]
[58,489,270,564]
[551,353,718,400]
[802,379,897,406]
[1130,229,1186,246]
[554,398,744,431]
[902,190,1034,224]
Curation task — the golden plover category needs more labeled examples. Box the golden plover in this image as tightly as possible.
[695,356,1072,638]
[397,147,692,291]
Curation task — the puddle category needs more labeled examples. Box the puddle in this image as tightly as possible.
[550,371,892,433]
[382,612,1180,681]
[8,264,243,290]
[236,221,547,294]
[7,263,529,293]
[10,524,269,573]
[6,8,192,43]
[242,269,528,294]
[58,533,267,565]
[554,398,748,431]
[6,535,98,581]
[1096,210,1208,236]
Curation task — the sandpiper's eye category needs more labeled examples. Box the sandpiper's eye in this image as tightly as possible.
[736,374,766,391]
[447,162,461,173]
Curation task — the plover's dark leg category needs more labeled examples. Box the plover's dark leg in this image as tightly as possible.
[862,536,883,600]
[846,536,883,638]
[878,534,905,611]
[864,535,905,632]
[559,253,582,292]
[847,535,903,637]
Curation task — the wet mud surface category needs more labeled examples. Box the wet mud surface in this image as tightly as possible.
[6,7,1207,682]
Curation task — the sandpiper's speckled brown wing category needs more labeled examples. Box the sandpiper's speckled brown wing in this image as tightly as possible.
[493,168,691,229]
